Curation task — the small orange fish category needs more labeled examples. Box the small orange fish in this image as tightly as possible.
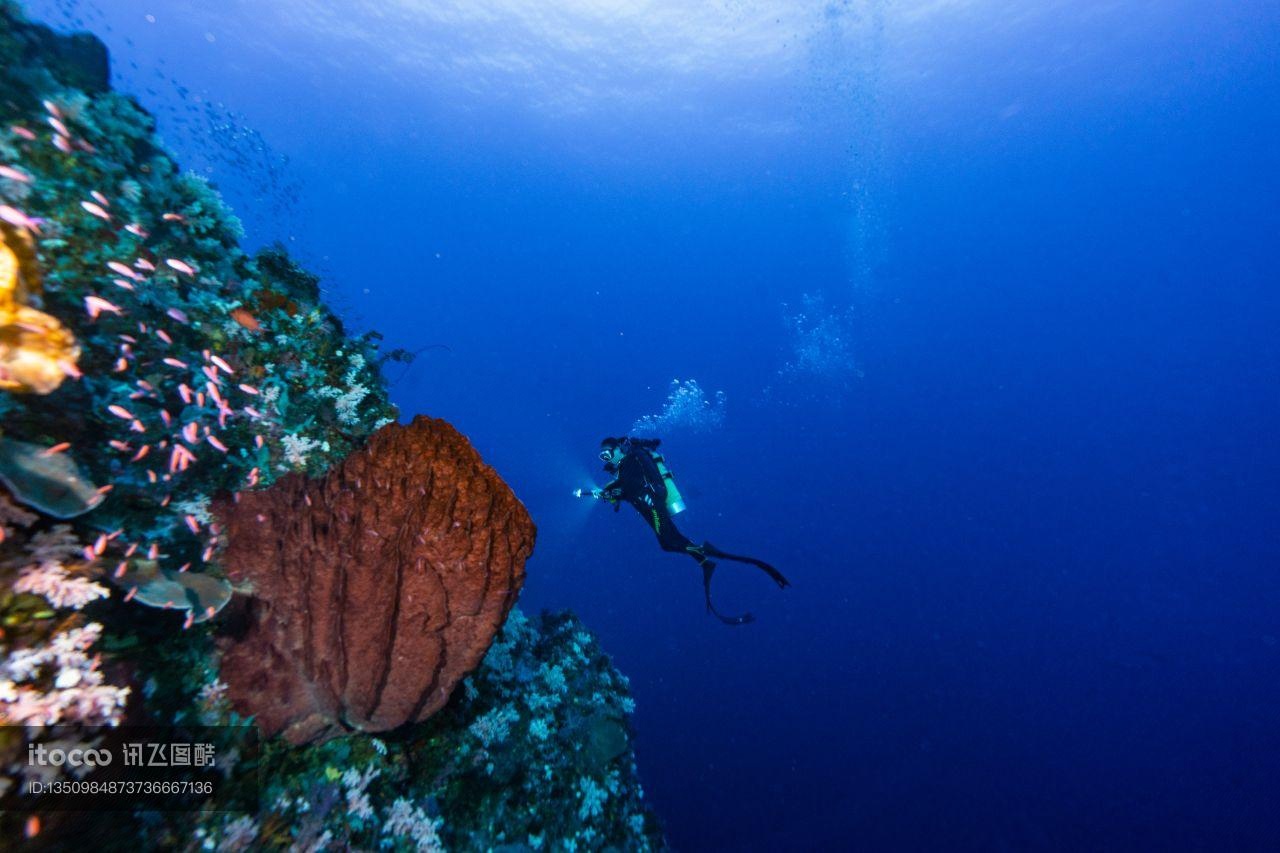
[0,205,41,232]
[10,126,37,141]
[52,135,73,154]
[108,261,141,280]
[230,307,261,332]
[80,200,111,221]
[169,444,196,473]
[166,258,196,275]
[85,295,123,319]
[107,404,134,420]
[0,165,32,183]
[41,442,71,456]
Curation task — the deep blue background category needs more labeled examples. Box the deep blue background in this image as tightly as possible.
[24,1,1280,848]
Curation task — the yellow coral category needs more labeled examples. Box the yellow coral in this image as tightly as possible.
[0,230,80,394]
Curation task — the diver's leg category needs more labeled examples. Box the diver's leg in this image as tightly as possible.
[648,507,699,557]
[644,507,753,625]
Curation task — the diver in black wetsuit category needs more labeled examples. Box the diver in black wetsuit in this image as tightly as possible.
[581,436,790,625]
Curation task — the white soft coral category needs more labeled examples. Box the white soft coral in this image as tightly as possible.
[0,624,130,726]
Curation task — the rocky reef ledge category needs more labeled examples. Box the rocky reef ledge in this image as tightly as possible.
[0,2,663,849]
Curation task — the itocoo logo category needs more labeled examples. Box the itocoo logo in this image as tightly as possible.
[27,743,112,767]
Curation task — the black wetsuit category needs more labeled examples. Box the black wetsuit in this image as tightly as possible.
[600,446,790,624]
[602,448,707,563]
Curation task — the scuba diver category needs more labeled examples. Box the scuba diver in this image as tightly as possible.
[577,436,789,625]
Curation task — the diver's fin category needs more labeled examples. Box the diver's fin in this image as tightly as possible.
[701,562,755,626]
[702,542,791,589]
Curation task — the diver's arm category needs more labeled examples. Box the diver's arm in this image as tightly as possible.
[597,478,623,502]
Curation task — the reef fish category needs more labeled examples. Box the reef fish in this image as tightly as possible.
[229,307,260,332]
[108,261,142,280]
[0,165,32,183]
[80,201,111,221]
[84,295,123,319]
[0,205,41,232]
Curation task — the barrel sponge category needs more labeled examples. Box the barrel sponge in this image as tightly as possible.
[212,416,536,744]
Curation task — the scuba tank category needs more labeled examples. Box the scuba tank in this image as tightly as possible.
[608,437,688,514]
[647,448,686,515]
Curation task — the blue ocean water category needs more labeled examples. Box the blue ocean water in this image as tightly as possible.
[25,0,1280,848]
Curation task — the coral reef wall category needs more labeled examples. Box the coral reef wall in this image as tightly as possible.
[0,3,664,849]
[214,416,536,744]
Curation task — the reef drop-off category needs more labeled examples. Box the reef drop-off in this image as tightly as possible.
[0,1,664,848]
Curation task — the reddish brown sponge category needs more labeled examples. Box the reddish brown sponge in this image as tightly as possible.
[212,416,535,744]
